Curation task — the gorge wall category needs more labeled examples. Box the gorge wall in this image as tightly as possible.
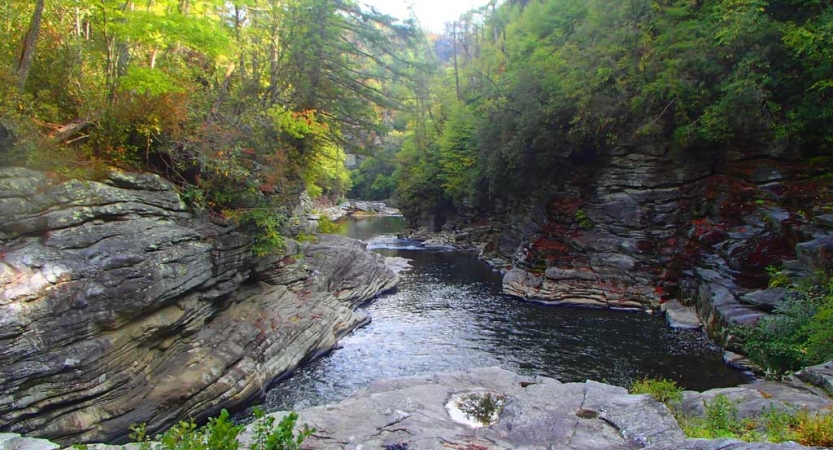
[0,168,398,444]
[414,144,833,346]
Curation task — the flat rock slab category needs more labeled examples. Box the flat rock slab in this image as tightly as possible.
[239,368,821,450]
[241,367,633,450]
[662,300,702,329]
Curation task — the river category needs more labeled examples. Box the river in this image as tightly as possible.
[255,216,747,413]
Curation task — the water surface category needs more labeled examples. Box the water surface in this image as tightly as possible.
[257,216,747,412]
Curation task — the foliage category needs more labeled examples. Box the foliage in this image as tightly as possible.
[243,209,286,257]
[737,272,833,377]
[629,379,833,445]
[0,0,420,247]
[630,378,683,405]
[317,217,340,234]
[765,265,791,288]
[123,408,314,450]
[249,407,314,450]
[575,209,593,228]
[679,397,833,446]
[678,395,754,440]
[350,131,402,200]
[392,0,833,214]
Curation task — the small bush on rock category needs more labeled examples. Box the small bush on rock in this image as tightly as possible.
[630,378,683,405]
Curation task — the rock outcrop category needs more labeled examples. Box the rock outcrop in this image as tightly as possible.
[236,367,825,450]
[3,367,829,450]
[0,168,398,444]
[406,145,833,345]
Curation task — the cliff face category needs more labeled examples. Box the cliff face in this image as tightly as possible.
[428,145,833,343]
[0,168,398,444]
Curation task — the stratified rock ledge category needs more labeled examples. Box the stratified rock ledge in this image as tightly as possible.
[0,168,398,444]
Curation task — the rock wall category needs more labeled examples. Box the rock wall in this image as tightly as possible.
[0,168,398,444]
[416,145,833,342]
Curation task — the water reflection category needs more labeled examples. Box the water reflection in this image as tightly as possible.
[256,216,747,413]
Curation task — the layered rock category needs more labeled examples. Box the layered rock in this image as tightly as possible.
[408,145,833,345]
[0,168,398,444]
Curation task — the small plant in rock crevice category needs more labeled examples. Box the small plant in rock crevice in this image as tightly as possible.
[765,265,790,288]
[574,209,593,228]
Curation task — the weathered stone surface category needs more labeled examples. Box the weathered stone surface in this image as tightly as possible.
[662,300,702,329]
[240,367,638,450]
[0,433,59,450]
[6,368,829,450]
[739,288,787,312]
[238,368,820,450]
[797,360,833,396]
[304,234,399,304]
[691,270,768,348]
[678,381,833,420]
[0,168,398,444]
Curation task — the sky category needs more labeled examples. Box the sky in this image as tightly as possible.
[361,0,490,33]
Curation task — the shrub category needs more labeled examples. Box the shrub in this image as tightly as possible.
[793,409,833,447]
[630,378,683,406]
[678,394,756,440]
[736,272,833,377]
[317,216,339,234]
[124,407,314,450]
[129,409,242,450]
[249,407,314,450]
[677,397,833,446]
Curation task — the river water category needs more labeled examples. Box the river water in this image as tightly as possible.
[257,216,747,413]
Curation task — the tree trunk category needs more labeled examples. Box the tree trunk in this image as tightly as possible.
[16,0,46,92]
[452,21,461,102]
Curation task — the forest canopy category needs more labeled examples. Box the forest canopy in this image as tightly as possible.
[387,0,833,221]
[4,0,833,246]
[0,0,421,252]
